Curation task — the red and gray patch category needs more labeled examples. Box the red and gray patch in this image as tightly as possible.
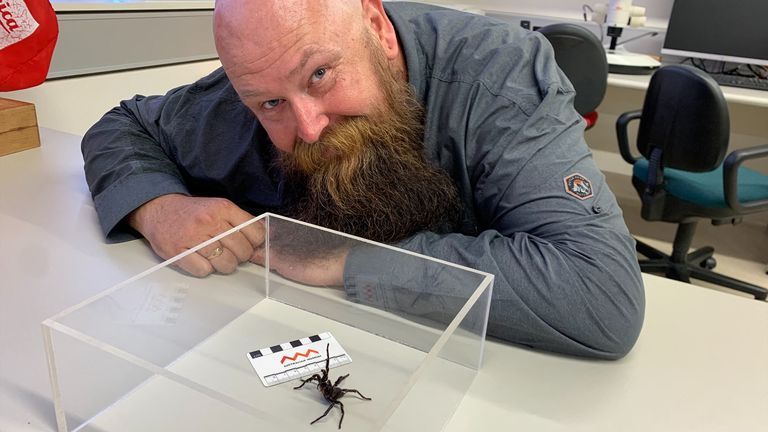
[563,173,593,200]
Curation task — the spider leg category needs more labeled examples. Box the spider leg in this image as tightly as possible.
[294,374,321,389]
[310,401,337,426]
[333,373,349,386]
[324,343,331,372]
[341,388,372,400]
[336,400,345,429]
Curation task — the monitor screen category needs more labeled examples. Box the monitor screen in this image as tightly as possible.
[662,0,768,66]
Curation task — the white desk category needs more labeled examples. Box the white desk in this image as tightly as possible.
[1,129,766,431]
[608,72,768,108]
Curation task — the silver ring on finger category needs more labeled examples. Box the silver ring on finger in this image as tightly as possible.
[205,246,224,260]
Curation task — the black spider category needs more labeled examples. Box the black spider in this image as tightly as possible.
[294,343,372,429]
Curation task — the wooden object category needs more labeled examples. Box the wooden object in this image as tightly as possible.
[0,98,41,157]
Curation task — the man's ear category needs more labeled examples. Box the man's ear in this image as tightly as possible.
[361,0,399,60]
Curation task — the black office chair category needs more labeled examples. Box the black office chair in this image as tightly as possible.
[539,23,608,129]
[617,64,768,300]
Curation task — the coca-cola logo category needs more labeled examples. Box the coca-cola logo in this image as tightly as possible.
[0,0,39,50]
[0,0,21,33]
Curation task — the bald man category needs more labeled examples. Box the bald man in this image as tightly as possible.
[82,1,645,359]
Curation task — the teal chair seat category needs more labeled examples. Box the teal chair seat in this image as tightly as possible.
[634,158,768,208]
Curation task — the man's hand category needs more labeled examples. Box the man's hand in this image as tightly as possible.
[128,194,264,277]
[250,247,348,287]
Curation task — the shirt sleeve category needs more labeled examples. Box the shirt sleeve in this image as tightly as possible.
[81,87,193,242]
[344,32,645,360]
[81,68,271,242]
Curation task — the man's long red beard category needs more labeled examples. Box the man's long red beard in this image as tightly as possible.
[279,34,460,244]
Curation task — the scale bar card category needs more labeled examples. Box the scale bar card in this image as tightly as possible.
[247,332,352,387]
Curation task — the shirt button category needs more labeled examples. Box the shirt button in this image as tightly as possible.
[592,205,603,214]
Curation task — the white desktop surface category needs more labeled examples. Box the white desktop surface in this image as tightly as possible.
[608,72,768,108]
[1,129,766,431]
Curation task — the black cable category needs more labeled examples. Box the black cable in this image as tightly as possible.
[747,64,768,79]
[681,57,766,79]
[722,62,742,75]
[615,31,658,47]
[728,63,759,77]
[689,58,710,73]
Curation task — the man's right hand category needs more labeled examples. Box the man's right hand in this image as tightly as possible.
[128,194,264,277]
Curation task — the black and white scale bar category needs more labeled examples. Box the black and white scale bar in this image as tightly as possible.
[248,332,328,359]
[262,353,351,386]
[246,332,352,387]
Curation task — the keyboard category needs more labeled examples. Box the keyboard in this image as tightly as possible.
[708,73,768,91]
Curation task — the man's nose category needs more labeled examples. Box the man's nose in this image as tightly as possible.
[292,98,329,144]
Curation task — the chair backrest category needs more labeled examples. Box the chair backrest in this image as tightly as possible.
[637,65,730,172]
[538,23,608,116]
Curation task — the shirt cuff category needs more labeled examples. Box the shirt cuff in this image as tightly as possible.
[93,172,189,242]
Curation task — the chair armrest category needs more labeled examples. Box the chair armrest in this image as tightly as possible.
[723,143,768,212]
[616,110,643,165]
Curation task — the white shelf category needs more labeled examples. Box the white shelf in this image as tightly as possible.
[52,0,214,12]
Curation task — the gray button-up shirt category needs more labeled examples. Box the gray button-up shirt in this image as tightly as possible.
[82,2,644,359]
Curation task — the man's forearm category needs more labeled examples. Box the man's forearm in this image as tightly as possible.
[343,228,644,360]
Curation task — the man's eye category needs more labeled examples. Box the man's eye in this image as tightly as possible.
[262,99,282,110]
[311,68,327,81]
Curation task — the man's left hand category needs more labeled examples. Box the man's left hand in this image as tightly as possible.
[250,247,348,287]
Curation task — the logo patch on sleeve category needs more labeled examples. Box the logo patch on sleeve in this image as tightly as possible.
[564,173,593,200]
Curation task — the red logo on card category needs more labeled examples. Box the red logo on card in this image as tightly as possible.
[280,348,319,364]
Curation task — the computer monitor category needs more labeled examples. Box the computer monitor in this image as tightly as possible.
[662,0,768,66]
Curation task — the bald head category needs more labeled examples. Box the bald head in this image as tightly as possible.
[214,0,363,72]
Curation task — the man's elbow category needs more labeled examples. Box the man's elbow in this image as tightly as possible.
[589,306,644,360]
[487,253,646,360]
[576,274,646,360]
[489,284,645,361]
[543,269,645,360]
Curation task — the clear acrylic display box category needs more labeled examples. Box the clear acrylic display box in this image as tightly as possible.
[42,213,493,431]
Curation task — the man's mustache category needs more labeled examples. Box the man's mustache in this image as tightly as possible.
[290,115,374,174]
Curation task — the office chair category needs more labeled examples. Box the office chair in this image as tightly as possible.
[539,23,608,129]
[616,64,768,300]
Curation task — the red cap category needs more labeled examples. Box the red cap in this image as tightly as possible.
[0,0,59,91]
